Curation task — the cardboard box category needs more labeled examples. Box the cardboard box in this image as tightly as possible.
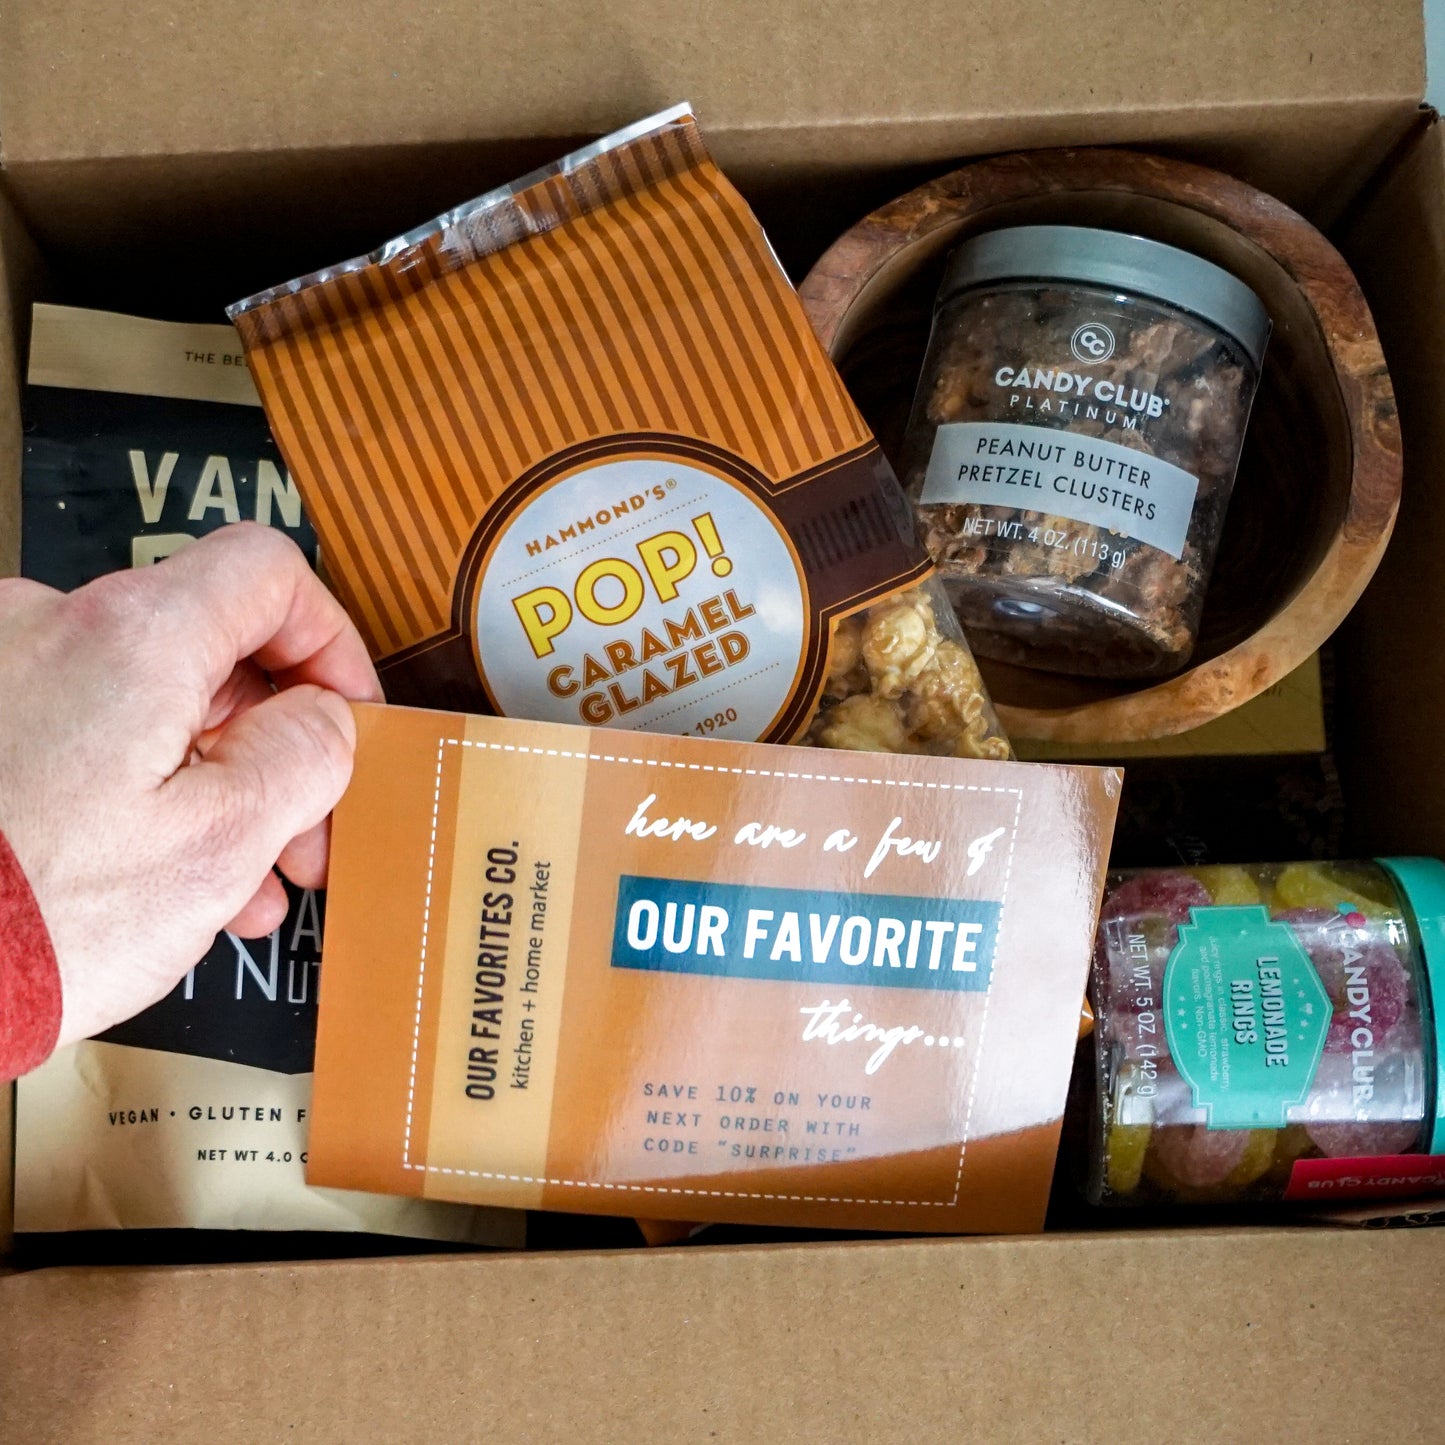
[4,1,1445,1437]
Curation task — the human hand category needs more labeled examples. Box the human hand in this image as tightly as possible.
[0,522,382,1046]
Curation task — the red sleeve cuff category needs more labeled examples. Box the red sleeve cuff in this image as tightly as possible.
[0,829,62,1082]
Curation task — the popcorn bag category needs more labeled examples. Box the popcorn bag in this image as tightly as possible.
[228,105,1008,762]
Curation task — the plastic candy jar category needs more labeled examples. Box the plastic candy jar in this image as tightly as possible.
[1088,859,1445,1206]
[901,225,1269,678]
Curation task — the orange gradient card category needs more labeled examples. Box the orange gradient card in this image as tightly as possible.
[308,705,1119,1233]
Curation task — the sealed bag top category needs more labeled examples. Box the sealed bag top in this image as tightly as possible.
[229,105,937,744]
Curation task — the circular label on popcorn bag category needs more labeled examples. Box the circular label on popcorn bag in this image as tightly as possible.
[472,453,807,741]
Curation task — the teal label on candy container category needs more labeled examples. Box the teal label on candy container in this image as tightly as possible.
[1163,906,1332,1128]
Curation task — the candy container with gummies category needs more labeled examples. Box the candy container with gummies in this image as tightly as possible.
[1088,858,1445,1207]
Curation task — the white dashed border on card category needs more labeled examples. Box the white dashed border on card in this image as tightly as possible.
[400,737,1023,1207]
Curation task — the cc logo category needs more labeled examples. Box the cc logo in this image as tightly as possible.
[1070,322,1116,364]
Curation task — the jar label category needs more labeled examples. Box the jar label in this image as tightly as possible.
[919,421,1199,559]
[1162,905,1332,1128]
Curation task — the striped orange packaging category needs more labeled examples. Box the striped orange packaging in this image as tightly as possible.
[230,105,1009,760]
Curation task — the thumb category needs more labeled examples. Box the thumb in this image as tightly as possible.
[166,685,358,887]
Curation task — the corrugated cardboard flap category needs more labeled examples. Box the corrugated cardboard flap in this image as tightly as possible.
[2,1229,1442,1440]
[0,0,1424,168]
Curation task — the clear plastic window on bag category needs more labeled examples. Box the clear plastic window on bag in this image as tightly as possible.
[806,581,1009,759]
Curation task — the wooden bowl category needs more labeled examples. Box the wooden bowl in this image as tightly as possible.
[800,148,1401,743]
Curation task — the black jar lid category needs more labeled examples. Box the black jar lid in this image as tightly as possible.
[939,224,1271,369]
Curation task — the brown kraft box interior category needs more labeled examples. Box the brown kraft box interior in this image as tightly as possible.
[2,1,1445,1438]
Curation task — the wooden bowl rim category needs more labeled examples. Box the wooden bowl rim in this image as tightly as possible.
[799,147,1402,742]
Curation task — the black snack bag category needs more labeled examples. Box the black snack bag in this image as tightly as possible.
[14,304,518,1246]
[21,304,316,579]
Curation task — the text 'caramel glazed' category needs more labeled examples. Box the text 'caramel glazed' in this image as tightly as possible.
[230,106,1008,760]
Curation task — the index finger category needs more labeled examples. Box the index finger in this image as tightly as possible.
[137,522,383,703]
